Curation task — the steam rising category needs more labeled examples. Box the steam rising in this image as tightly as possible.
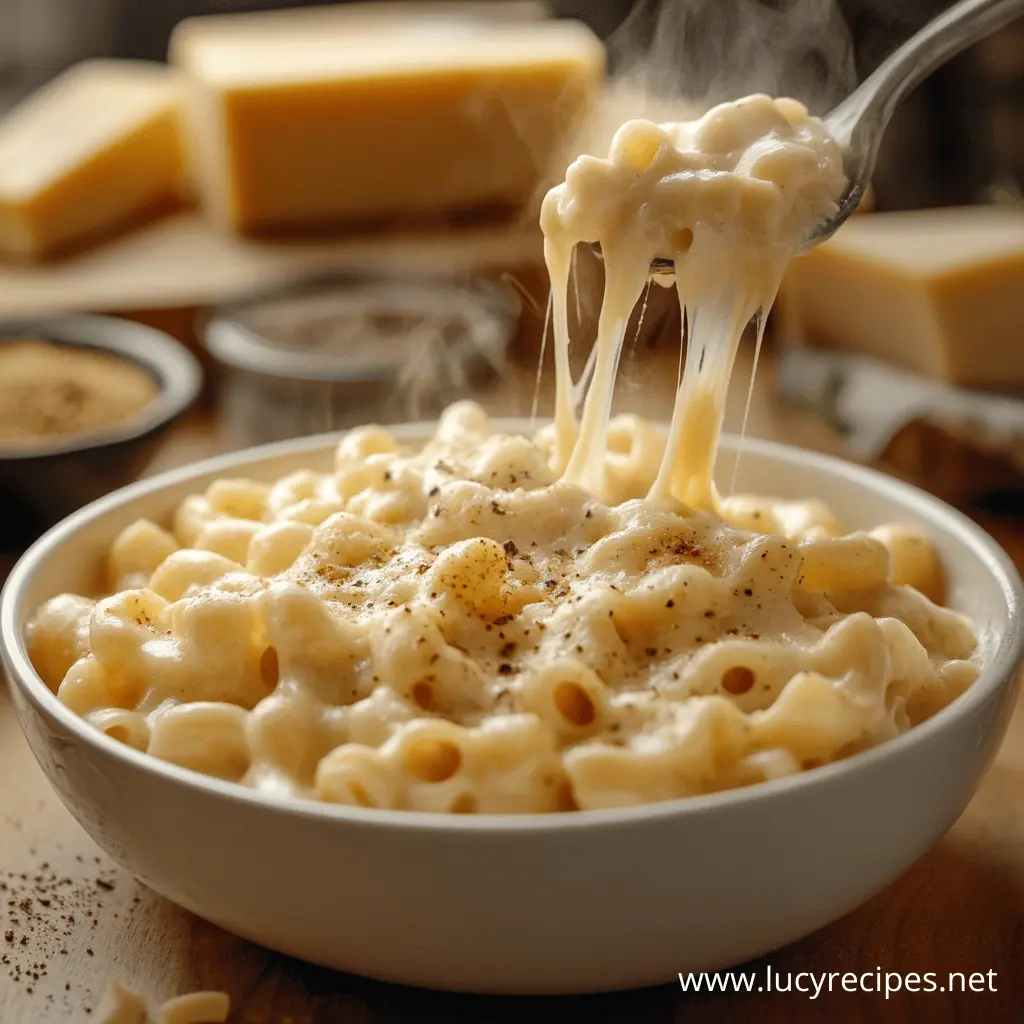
[615,0,855,110]
[566,0,857,163]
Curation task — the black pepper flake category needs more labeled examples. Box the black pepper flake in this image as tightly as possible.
[503,540,518,557]
[428,486,440,497]
[666,599,675,609]
[498,664,514,675]
[645,647,658,657]
[491,501,507,516]
[743,588,753,597]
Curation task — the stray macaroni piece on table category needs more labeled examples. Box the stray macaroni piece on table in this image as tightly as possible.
[28,404,979,813]
[157,991,230,1024]
[94,981,148,1024]
[94,981,230,1024]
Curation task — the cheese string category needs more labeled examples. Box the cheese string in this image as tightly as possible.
[540,97,846,512]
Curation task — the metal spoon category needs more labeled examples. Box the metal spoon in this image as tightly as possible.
[591,0,1024,274]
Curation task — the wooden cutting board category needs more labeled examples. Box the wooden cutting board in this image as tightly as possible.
[0,211,545,320]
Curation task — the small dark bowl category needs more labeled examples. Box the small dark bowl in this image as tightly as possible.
[0,315,203,542]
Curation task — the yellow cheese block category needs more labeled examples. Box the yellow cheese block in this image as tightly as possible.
[780,206,1024,388]
[0,61,188,262]
[169,6,605,236]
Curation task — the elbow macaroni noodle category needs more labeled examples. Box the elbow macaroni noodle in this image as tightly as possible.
[27,405,979,813]
[93,980,229,1024]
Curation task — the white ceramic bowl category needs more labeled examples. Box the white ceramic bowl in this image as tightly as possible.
[2,425,1022,995]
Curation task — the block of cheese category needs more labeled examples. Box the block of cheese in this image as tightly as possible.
[780,206,1024,388]
[169,6,605,236]
[0,61,187,262]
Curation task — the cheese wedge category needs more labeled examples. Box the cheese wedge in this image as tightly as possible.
[780,206,1024,388]
[0,61,187,261]
[170,6,605,235]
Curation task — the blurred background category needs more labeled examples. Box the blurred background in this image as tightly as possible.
[0,0,1021,548]
[2,0,1022,205]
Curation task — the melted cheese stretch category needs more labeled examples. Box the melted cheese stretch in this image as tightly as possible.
[540,94,846,508]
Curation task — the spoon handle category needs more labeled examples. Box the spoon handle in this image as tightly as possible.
[829,0,1024,182]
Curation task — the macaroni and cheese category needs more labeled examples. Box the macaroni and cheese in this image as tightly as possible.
[542,94,846,508]
[27,404,977,812]
[26,94,979,813]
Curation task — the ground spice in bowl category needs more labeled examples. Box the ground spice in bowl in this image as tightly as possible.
[0,340,158,448]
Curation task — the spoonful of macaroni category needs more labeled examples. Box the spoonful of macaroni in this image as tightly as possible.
[586,0,1024,274]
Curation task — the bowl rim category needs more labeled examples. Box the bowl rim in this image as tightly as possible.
[0,313,203,460]
[2,422,1022,834]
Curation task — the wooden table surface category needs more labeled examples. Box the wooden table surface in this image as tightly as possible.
[2,346,1023,1023]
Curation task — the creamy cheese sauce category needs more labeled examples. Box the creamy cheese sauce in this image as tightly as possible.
[541,94,845,508]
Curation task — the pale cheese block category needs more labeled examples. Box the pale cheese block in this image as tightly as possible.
[169,7,605,236]
[0,61,188,262]
[780,206,1024,388]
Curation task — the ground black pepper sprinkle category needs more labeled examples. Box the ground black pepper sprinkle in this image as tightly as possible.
[1,845,125,1011]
